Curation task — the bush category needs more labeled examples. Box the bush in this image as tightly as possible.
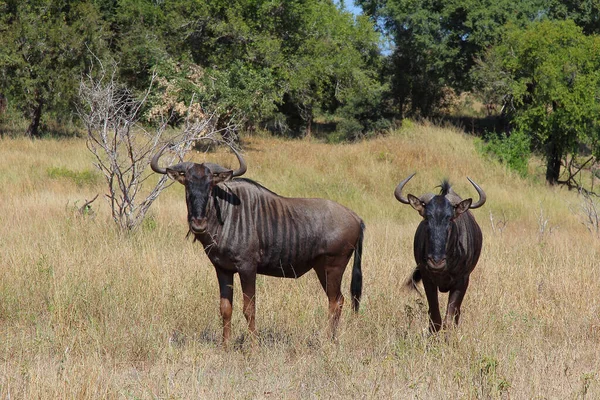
[334,118,364,142]
[479,129,530,177]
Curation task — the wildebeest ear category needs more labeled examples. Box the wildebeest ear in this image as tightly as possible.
[407,194,425,216]
[211,170,233,184]
[166,168,186,185]
[454,198,472,217]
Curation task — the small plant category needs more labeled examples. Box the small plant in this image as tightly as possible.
[376,151,392,163]
[335,117,364,141]
[581,372,595,399]
[65,195,99,222]
[473,355,511,399]
[47,166,99,187]
[537,205,558,243]
[142,215,158,232]
[574,191,600,237]
[489,210,507,235]
[400,118,415,131]
[76,194,98,218]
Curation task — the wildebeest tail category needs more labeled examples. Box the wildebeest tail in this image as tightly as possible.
[405,267,423,296]
[351,221,365,312]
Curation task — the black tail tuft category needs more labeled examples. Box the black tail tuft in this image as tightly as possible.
[351,221,365,312]
[405,267,423,296]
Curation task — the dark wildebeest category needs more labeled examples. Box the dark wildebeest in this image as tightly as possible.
[395,174,486,333]
[151,144,365,345]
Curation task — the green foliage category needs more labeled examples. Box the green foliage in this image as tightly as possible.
[1,0,389,138]
[201,61,283,124]
[0,0,109,137]
[546,0,600,35]
[475,19,600,184]
[360,0,543,117]
[479,129,531,177]
[142,215,157,232]
[281,3,386,137]
[115,0,386,138]
[334,64,391,139]
[4,0,600,141]
[47,166,100,187]
[472,355,511,398]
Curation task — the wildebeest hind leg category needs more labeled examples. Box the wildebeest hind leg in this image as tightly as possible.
[314,259,347,340]
[215,268,234,347]
[238,269,257,345]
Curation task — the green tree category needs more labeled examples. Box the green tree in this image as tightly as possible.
[114,0,385,138]
[0,0,108,137]
[0,0,384,138]
[109,0,172,89]
[283,2,385,137]
[475,20,600,184]
[358,0,543,117]
[546,0,600,35]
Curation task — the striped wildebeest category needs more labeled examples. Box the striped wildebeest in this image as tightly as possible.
[151,144,365,345]
[395,174,486,333]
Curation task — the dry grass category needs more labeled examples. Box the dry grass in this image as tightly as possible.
[1,123,599,399]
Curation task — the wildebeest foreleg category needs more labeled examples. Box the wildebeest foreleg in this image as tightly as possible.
[314,262,346,339]
[215,268,234,346]
[443,277,469,329]
[422,276,442,333]
[238,270,257,342]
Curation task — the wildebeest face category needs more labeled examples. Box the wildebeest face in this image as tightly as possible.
[408,194,472,269]
[167,163,233,234]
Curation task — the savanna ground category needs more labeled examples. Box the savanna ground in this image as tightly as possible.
[1,122,600,399]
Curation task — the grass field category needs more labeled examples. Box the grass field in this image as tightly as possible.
[1,123,600,398]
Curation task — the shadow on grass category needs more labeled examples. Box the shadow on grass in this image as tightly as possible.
[0,116,85,139]
[169,326,325,351]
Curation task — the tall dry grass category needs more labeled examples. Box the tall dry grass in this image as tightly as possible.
[1,123,599,398]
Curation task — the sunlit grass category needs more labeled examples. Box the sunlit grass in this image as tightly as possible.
[1,123,599,398]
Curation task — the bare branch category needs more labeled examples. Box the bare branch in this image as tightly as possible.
[557,155,599,196]
[78,58,225,231]
[78,194,99,216]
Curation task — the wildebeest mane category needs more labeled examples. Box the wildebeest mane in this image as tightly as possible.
[231,177,281,197]
[438,179,451,196]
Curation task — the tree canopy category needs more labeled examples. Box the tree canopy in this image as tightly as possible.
[2,0,600,187]
[475,20,600,184]
[357,0,545,116]
[0,0,108,137]
[0,0,386,139]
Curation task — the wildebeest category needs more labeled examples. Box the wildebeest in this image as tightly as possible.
[151,144,365,345]
[395,174,486,332]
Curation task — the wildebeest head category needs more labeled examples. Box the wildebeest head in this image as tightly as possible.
[395,174,486,270]
[150,144,247,234]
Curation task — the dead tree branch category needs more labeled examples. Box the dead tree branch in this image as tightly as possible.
[557,155,599,196]
[78,194,99,215]
[77,58,235,231]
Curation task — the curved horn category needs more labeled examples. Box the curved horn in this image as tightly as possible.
[394,173,416,204]
[150,143,169,174]
[466,177,486,209]
[229,145,247,177]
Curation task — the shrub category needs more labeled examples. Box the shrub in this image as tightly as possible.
[479,129,530,177]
